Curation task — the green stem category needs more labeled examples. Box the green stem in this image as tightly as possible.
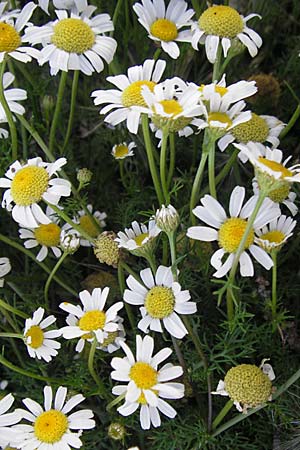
[0,332,23,339]
[167,232,177,277]
[47,203,94,244]
[190,151,208,224]
[160,128,170,203]
[141,114,164,205]
[62,70,79,153]
[212,400,233,430]
[0,233,77,296]
[153,47,162,61]
[44,252,69,310]
[0,298,28,319]
[49,70,68,154]
[226,190,267,320]
[119,160,127,189]
[112,0,123,27]
[212,44,222,82]
[279,104,300,140]
[118,261,135,331]
[208,140,217,199]
[88,338,108,399]
[271,250,277,328]
[212,366,300,437]
[145,252,157,274]
[0,59,18,160]
[120,261,141,281]
[167,132,175,189]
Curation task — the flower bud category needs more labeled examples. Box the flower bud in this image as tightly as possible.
[155,204,180,233]
[108,422,126,441]
[77,168,93,184]
[94,231,120,267]
[60,230,80,254]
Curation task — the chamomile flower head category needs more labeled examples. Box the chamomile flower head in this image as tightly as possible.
[212,360,275,413]
[155,204,180,234]
[24,307,61,363]
[0,2,39,64]
[19,206,62,262]
[111,335,184,430]
[0,393,22,448]
[59,287,123,352]
[112,141,136,160]
[24,0,117,76]
[94,231,120,267]
[252,177,298,217]
[218,113,285,153]
[142,78,203,135]
[0,157,71,228]
[191,4,262,63]
[0,72,27,122]
[14,385,95,449]
[0,256,11,287]
[38,0,76,15]
[133,0,194,59]
[198,75,257,105]
[187,186,280,278]
[124,265,196,339]
[115,220,161,258]
[255,215,296,253]
[91,58,166,134]
[97,316,126,353]
[66,204,107,247]
[60,229,80,253]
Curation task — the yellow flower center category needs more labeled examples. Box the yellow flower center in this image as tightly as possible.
[10,166,49,206]
[232,113,269,143]
[260,230,285,244]
[150,18,178,42]
[268,183,290,203]
[145,286,175,319]
[114,144,129,159]
[218,217,254,253]
[224,364,272,407]
[199,84,228,96]
[199,5,244,38]
[258,157,293,178]
[129,362,158,389]
[34,223,61,247]
[34,409,68,443]
[134,232,149,247]
[79,310,106,331]
[122,80,156,108]
[25,325,44,349]
[51,18,95,54]
[0,22,21,52]
[159,99,183,117]
[101,330,118,347]
[79,215,99,238]
[208,112,232,129]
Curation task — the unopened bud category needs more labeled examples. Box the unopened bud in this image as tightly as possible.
[108,422,126,441]
[155,204,180,233]
[60,230,80,254]
[77,168,93,184]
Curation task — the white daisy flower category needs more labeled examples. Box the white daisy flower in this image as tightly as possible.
[0,157,71,228]
[124,265,196,339]
[111,335,184,430]
[141,77,204,137]
[0,72,27,121]
[64,204,107,247]
[198,75,257,105]
[24,307,61,363]
[252,177,298,217]
[115,219,161,255]
[0,393,22,448]
[255,215,296,252]
[0,2,39,64]
[0,256,11,287]
[60,228,80,254]
[19,206,62,262]
[191,4,262,63]
[212,360,275,413]
[14,385,95,449]
[133,0,194,59]
[218,113,285,153]
[91,58,166,134]
[23,0,117,76]
[112,141,136,160]
[38,0,76,15]
[59,287,123,352]
[187,186,281,278]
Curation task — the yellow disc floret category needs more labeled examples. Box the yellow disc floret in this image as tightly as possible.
[26,325,44,349]
[130,362,158,389]
[34,410,68,443]
[224,364,272,407]
[218,218,254,253]
[232,113,269,143]
[159,99,183,117]
[260,230,285,244]
[11,166,49,206]
[199,5,244,38]
[145,286,175,319]
[34,223,61,247]
[100,330,118,348]
[114,144,129,159]
[258,158,293,178]
[79,310,106,331]
[268,183,290,203]
[52,18,95,53]
[208,112,233,129]
[134,232,149,247]
[0,23,21,52]
[79,215,100,238]
[150,18,178,41]
[122,80,156,107]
